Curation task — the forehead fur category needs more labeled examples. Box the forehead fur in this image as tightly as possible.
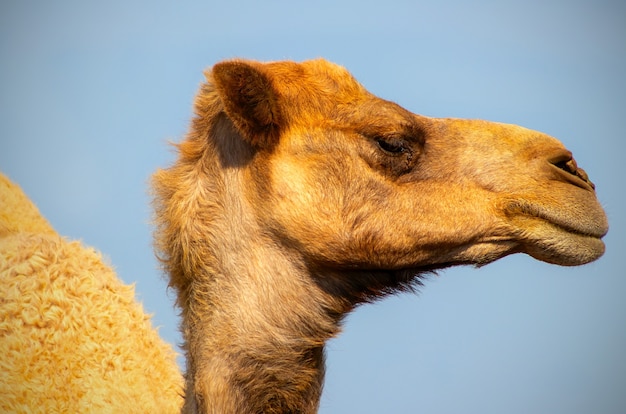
[267,59,365,95]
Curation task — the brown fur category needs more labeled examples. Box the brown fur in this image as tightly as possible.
[152,58,608,413]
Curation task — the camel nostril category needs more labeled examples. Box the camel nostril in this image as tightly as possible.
[553,158,577,175]
[552,157,596,190]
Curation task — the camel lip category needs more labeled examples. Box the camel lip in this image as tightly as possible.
[535,212,607,240]
[509,201,608,240]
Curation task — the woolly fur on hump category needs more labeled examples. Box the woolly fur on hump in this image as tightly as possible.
[0,173,184,413]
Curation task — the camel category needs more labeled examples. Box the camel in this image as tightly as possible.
[0,58,607,413]
[151,58,608,413]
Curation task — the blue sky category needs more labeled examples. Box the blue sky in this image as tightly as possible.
[1,1,624,413]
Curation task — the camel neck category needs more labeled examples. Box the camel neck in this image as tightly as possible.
[181,231,342,413]
[158,135,346,412]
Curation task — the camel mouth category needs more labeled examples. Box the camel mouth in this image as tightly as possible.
[514,201,608,240]
[542,215,604,241]
[508,200,608,266]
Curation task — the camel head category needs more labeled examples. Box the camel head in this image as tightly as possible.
[207,59,607,296]
[153,58,608,413]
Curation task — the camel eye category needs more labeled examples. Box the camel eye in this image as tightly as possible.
[359,134,417,176]
[376,138,406,154]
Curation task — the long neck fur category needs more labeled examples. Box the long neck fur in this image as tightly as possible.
[152,86,344,413]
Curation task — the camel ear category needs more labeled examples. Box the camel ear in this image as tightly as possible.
[211,61,283,148]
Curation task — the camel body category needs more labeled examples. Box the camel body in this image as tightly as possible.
[1,59,608,413]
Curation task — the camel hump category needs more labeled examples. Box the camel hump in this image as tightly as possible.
[0,173,56,238]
